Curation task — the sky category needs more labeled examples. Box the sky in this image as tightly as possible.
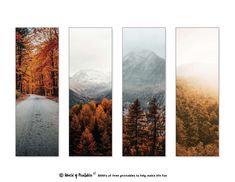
[123,28,165,58]
[70,28,112,77]
[176,28,219,92]
[176,28,219,67]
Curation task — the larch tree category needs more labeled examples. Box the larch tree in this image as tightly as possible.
[76,128,97,156]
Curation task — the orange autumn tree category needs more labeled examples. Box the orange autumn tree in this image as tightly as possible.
[176,79,219,156]
[16,28,31,96]
[16,28,58,98]
[70,98,112,156]
[76,128,97,156]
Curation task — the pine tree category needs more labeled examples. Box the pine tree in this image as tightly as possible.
[147,98,158,155]
[76,128,97,156]
[101,129,111,156]
[176,117,186,145]
[123,99,144,155]
[181,104,199,147]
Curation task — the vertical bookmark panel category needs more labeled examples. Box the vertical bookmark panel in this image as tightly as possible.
[176,28,219,156]
[16,28,59,156]
[69,28,112,156]
[122,28,166,156]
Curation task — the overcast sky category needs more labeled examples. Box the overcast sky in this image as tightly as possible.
[123,28,165,58]
[70,28,112,77]
[176,28,219,67]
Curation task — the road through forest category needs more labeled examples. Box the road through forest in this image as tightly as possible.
[16,94,58,156]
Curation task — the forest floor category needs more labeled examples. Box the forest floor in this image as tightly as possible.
[16,94,58,156]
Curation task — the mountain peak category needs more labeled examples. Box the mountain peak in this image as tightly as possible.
[72,69,110,84]
[70,69,111,99]
[123,49,165,106]
[124,49,162,64]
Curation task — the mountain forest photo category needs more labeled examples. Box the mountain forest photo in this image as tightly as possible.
[16,28,59,156]
[176,28,219,156]
[69,28,112,156]
[123,28,166,156]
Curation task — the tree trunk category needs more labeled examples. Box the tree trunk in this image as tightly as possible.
[17,46,23,93]
[151,118,157,155]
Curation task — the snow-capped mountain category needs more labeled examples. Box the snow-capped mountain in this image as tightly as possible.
[123,49,165,107]
[70,70,111,106]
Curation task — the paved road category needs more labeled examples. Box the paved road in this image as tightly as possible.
[16,94,58,156]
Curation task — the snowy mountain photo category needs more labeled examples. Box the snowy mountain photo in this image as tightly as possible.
[122,28,166,156]
[70,69,111,106]
[123,49,165,108]
[69,28,112,156]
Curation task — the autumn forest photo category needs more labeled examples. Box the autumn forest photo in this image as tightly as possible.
[16,28,59,156]
[176,28,219,156]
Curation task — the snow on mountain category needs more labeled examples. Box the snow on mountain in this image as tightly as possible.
[72,70,110,85]
[123,49,165,88]
[70,69,111,102]
[123,49,165,107]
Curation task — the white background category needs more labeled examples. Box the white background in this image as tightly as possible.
[0,0,234,181]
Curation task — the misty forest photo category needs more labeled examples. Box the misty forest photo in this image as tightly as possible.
[16,28,59,156]
[176,28,219,156]
[69,28,112,156]
[123,28,166,156]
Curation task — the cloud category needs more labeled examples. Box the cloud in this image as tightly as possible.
[70,28,112,76]
[123,28,165,58]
